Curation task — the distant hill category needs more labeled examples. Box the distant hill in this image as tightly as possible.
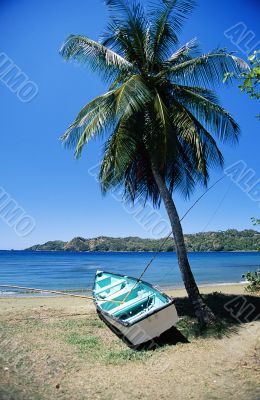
[25,229,260,252]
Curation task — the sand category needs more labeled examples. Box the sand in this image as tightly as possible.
[0,283,259,400]
[0,283,248,311]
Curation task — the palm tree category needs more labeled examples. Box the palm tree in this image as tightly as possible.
[60,0,248,326]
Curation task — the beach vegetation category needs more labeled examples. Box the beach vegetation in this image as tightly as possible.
[242,268,260,293]
[252,217,260,226]
[242,218,260,293]
[224,50,260,118]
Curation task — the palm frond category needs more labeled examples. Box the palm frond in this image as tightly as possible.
[104,0,148,69]
[109,72,130,90]
[171,103,206,172]
[61,93,116,157]
[149,0,197,64]
[105,0,135,19]
[177,106,224,171]
[169,99,225,184]
[171,83,220,103]
[60,34,134,81]
[198,126,224,169]
[154,92,177,162]
[100,116,138,192]
[114,75,153,114]
[159,50,249,87]
[165,37,199,64]
[172,85,240,143]
[154,92,171,134]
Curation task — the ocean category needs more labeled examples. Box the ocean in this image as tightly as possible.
[0,250,260,295]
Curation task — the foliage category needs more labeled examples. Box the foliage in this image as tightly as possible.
[242,268,260,293]
[26,229,260,252]
[241,218,260,292]
[224,50,259,118]
[60,0,248,206]
[240,51,260,100]
[251,216,260,226]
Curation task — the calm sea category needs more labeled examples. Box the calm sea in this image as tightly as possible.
[0,250,260,295]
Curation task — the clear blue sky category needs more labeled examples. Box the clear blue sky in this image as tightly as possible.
[1,0,259,249]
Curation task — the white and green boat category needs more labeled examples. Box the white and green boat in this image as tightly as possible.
[93,270,178,347]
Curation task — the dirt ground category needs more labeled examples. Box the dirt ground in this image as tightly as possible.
[0,284,259,400]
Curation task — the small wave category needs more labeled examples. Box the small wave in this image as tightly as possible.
[0,290,18,296]
[198,281,246,287]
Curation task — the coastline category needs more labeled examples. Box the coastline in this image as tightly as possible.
[0,282,247,299]
[169,282,247,297]
[1,249,259,253]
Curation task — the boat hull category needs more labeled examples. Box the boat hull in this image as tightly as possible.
[93,271,179,347]
[97,302,178,347]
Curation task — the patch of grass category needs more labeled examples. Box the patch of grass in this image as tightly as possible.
[57,317,104,330]
[88,319,105,329]
[24,318,45,329]
[104,349,151,364]
[174,291,260,341]
[64,332,101,351]
[176,316,236,340]
[58,319,88,329]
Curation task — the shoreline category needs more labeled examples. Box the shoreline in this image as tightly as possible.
[0,282,247,299]
[1,249,259,253]
[0,283,250,313]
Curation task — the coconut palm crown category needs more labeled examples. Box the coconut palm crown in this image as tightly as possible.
[60,0,247,206]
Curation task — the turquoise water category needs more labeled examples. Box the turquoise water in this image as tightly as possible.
[0,251,260,294]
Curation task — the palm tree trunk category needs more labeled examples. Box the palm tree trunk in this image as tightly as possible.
[151,165,216,326]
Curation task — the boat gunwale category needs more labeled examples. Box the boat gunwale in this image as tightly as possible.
[92,270,175,327]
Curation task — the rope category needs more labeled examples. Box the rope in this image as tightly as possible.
[0,285,93,298]
[0,284,122,303]
[121,175,226,301]
[200,180,233,232]
[179,176,226,223]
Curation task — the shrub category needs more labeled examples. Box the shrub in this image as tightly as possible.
[242,268,260,293]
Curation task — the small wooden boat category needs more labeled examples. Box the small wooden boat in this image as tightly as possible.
[93,270,178,348]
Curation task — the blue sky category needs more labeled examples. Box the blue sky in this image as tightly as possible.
[0,0,259,249]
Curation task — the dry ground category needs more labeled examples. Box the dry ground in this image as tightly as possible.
[0,284,259,400]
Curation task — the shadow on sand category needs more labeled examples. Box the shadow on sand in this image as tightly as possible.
[134,292,260,350]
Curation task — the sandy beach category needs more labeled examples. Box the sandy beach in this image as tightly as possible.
[1,283,259,400]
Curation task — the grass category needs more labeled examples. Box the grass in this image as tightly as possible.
[59,316,157,364]
[174,291,260,340]
[57,317,105,330]
[64,332,101,350]
[62,325,153,364]
[104,349,151,364]
[176,316,234,340]
[59,316,152,364]
[56,292,260,355]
